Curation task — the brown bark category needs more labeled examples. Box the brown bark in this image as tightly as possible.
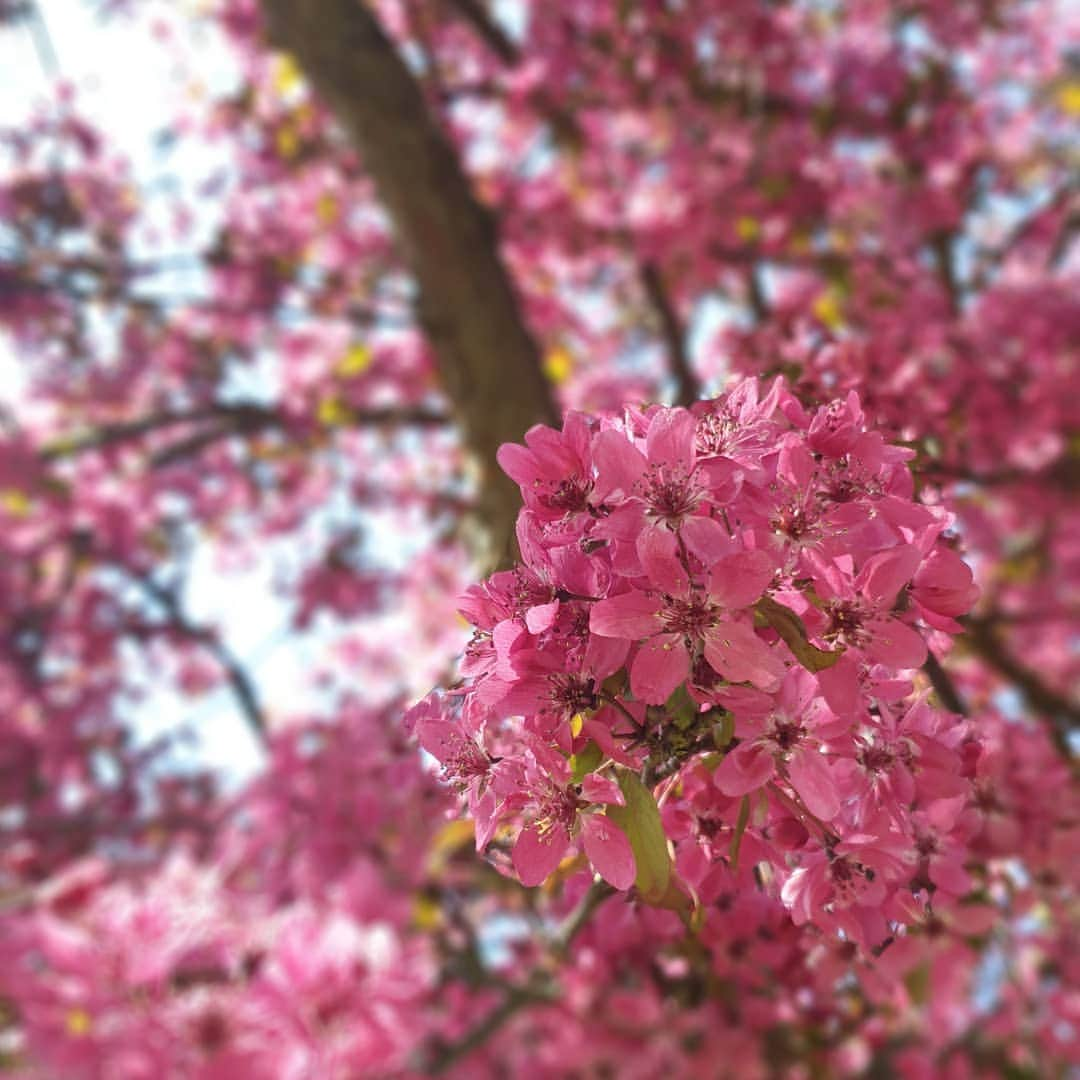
[260,0,557,566]
[639,261,700,407]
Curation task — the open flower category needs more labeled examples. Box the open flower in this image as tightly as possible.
[510,745,635,891]
[590,529,784,703]
[714,669,846,820]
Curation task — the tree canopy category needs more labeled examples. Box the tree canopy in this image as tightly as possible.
[0,0,1077,1076]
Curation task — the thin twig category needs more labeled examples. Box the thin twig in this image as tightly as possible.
[553,879,616,955]
[129,575,269,744]
[420,880,616,1073]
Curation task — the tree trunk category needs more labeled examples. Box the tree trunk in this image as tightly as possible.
[260,0,557,566]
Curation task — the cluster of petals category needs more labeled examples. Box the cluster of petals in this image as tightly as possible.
[412,378,983,950]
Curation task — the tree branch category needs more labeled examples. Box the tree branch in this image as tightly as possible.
[39,405,257,460]
[639,261,700,407]
[130,575,268,744]
[425,982,557,1075]
[553,879,616,955]
[440,0,582,147]
[40,403,449,465]
[965,616,1078,762]
[923,649,968,716]
[443,0,519,65]
[260,0,557,567]
[422,881,616,1074]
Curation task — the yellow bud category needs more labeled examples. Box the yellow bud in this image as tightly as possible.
[0,490,31,516]
[735,215,761,242]
[275,125,300,160]
[570,712,585,738]
[336,344,372,377]
[412,895,443,931]
[315,193,339,226]
[272,53,304,97]
[1056,80,1080,117]
[431,818,474,857]
[65,1008,92,1037]
[812,289,845,331]
[543,346,573,385]
[316,396,352,428]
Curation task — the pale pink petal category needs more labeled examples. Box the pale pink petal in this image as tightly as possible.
[637,526,688,595]
[496,442,538,487]
[680,515,735,564]
[525,601,559,634]
[708,550,776,609]
[581,814,636,890]
[929,855,973,896]
[645,407,695,465]
[697,458,742,503]
[715,741,775,796]
[817,655,862,715]
[471,789,499,851]
[630,634,690,704]
[912,548,979,617]
[777,440,816,489]
[859,545,921,605]
[513,824,570,887]
[704,621,785,690]
[591,428,647,502]
[584,634,631,680]
[581,773,625,806]
[787,750,841,821]
[414,719,462,765]
[863,617,927,668]
[590,590,662,639]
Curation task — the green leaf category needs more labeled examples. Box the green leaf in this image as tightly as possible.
[712,711,734,749]
[904,964,930,1007]
[649,876,701,931]
[606,768,672,903]
[664,684,698,730]
[570,741,603,783]
[755,595,841,673]
[601,669,629,698]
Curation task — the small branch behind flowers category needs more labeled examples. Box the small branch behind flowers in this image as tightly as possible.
[922,650,968,716]
[421,880,616,1074]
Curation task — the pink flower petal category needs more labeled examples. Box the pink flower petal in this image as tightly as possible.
[513,824,570,887]
[581,814,636,890]
[637,526,688,595]
[591,428,647,502]
[863,617,927,669]
[630,634,690,704]
[680,515,734,564]
[645,407,695,466]
[787,750,841,821]
[581,773,625,806]
[708,550,776,609]
[715,741,775,797]
[704,621,785,690]
[525,600,559,634]
[817,654,862,716]
[929,855,973,896]
[496,442,538,487]
[859,545,921,606]
[590,590,662,639]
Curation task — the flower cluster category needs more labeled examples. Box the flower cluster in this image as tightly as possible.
[411,378,981,950]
